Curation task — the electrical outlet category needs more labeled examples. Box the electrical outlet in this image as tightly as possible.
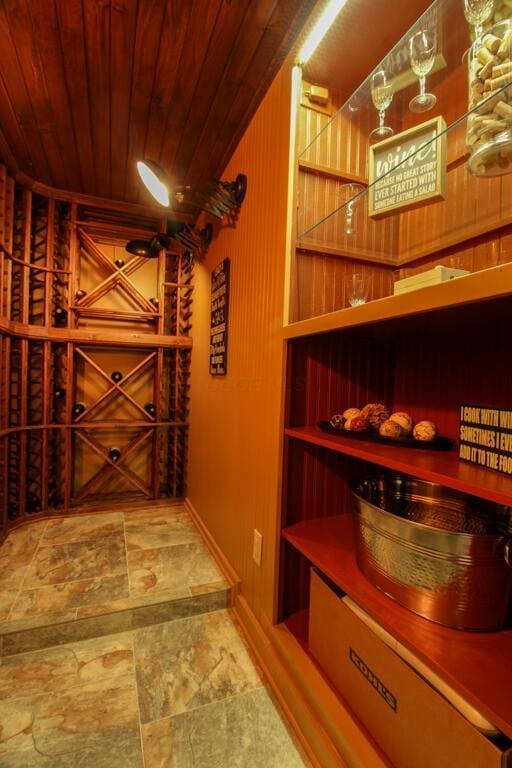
[252,529,262,566]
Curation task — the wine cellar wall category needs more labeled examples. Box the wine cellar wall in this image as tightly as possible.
[0,164,193,539]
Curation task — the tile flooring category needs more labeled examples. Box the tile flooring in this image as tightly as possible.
[0,506,308,767]
[0,505,230,654]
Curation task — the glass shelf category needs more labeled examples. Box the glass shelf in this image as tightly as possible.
[293,0,512,323]
[298,0,512,239]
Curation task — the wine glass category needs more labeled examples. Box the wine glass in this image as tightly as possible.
[463,0,494,39]
[337,183,366,235]
[409,30,437,113]
[370,70,394,141]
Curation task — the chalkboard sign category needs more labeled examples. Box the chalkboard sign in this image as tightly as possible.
[368,116,446,217]
[459,403,512,476]
[210,258,230,376]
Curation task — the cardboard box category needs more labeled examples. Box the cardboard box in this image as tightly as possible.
[393,265,469,295]
[309,568,512,768]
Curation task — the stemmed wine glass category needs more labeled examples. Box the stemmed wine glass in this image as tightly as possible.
[409,30,437,113]
[370,70,394,141]
[337,183,366,235]
[463,0,494,40]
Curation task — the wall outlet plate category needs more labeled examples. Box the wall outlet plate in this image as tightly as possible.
[253,529,262,566]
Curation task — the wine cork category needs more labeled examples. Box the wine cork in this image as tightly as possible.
[477,46,497,66]
[485,72,512,91]
[498,29,512,59]
[495,99,512,119]
[492,61,512,78]
[483,118,507,133]
[480,59,496,80]
[484,34,502,54]
[477,90,503,113]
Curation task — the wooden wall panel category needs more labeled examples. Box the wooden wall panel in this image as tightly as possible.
[297,169,399,263]
[298,100,370,178]
[187,61,294,626]
[295,253,394,319]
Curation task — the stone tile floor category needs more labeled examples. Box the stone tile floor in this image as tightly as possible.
[0,610,308,767]
[0,505,230,654]
[0,506,309,767]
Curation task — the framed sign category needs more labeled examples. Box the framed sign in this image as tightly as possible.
[459,403,512,476]
[368,116,446,217]
[209,257,230,376]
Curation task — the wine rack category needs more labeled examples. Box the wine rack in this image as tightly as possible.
[0,164,198,539]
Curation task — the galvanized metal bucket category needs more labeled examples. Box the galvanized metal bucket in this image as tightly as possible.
[351,475,512,631]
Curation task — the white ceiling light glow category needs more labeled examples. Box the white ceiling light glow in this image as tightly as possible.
[297,0,349,66]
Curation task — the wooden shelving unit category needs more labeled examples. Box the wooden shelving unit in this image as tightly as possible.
[282,515,512,739]
[0,163,196,539]
[279,269,512,750]
[285,426,512,507]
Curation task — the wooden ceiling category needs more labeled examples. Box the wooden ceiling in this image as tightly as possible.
[0,0,317,207]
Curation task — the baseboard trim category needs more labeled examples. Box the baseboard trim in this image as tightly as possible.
[184,498,241,603]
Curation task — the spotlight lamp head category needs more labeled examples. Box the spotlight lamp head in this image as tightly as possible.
[136,160,170,207]
[125,238,161,258]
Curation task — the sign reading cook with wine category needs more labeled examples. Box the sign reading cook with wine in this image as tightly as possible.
[210,257,230,376]
[459,403,512,477]
[368,116,447,217]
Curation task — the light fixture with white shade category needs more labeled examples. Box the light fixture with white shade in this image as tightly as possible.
[136,160,170,207]
[136,160,247,220]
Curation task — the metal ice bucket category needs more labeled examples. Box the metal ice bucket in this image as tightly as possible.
[351,475,512,631]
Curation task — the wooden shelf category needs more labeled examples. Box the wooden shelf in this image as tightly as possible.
[285,425,512,507]
[296,241,395,265]
[0,317,192,348]
[298,159,367,186]
[282,514,512,739]
[282,263,512,340]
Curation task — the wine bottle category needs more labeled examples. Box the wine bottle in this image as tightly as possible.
[54,388,66,399]
[55,307,68,325]
[72,402,86,417]
[144,402,156,416]
[114,258,125,268]
[109,447,121,462]
[75,289,87,300]
[111,371,123,383]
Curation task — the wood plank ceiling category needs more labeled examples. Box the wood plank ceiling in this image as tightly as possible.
[0,0,317,206]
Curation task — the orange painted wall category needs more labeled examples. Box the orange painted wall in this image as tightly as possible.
[187,62,293,624]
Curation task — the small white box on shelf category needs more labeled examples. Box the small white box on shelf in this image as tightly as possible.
[394,264,469,295]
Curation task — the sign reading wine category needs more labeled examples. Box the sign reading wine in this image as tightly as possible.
[210,257,230,376]
[368,116,446,217]
[459,403,512,476]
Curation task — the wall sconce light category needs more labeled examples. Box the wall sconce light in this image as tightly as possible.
[125,222,213,259]
[136,160,247,220]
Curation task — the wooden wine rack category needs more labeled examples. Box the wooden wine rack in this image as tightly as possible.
[0,164,196,539]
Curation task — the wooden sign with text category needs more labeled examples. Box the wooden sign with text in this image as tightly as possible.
[459,403,512,476]
[210,257,230,376]
[368,116,446,218]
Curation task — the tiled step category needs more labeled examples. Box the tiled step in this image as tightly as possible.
[0,504,231,656]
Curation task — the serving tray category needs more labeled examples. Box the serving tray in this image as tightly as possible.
[317,420,454,451]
